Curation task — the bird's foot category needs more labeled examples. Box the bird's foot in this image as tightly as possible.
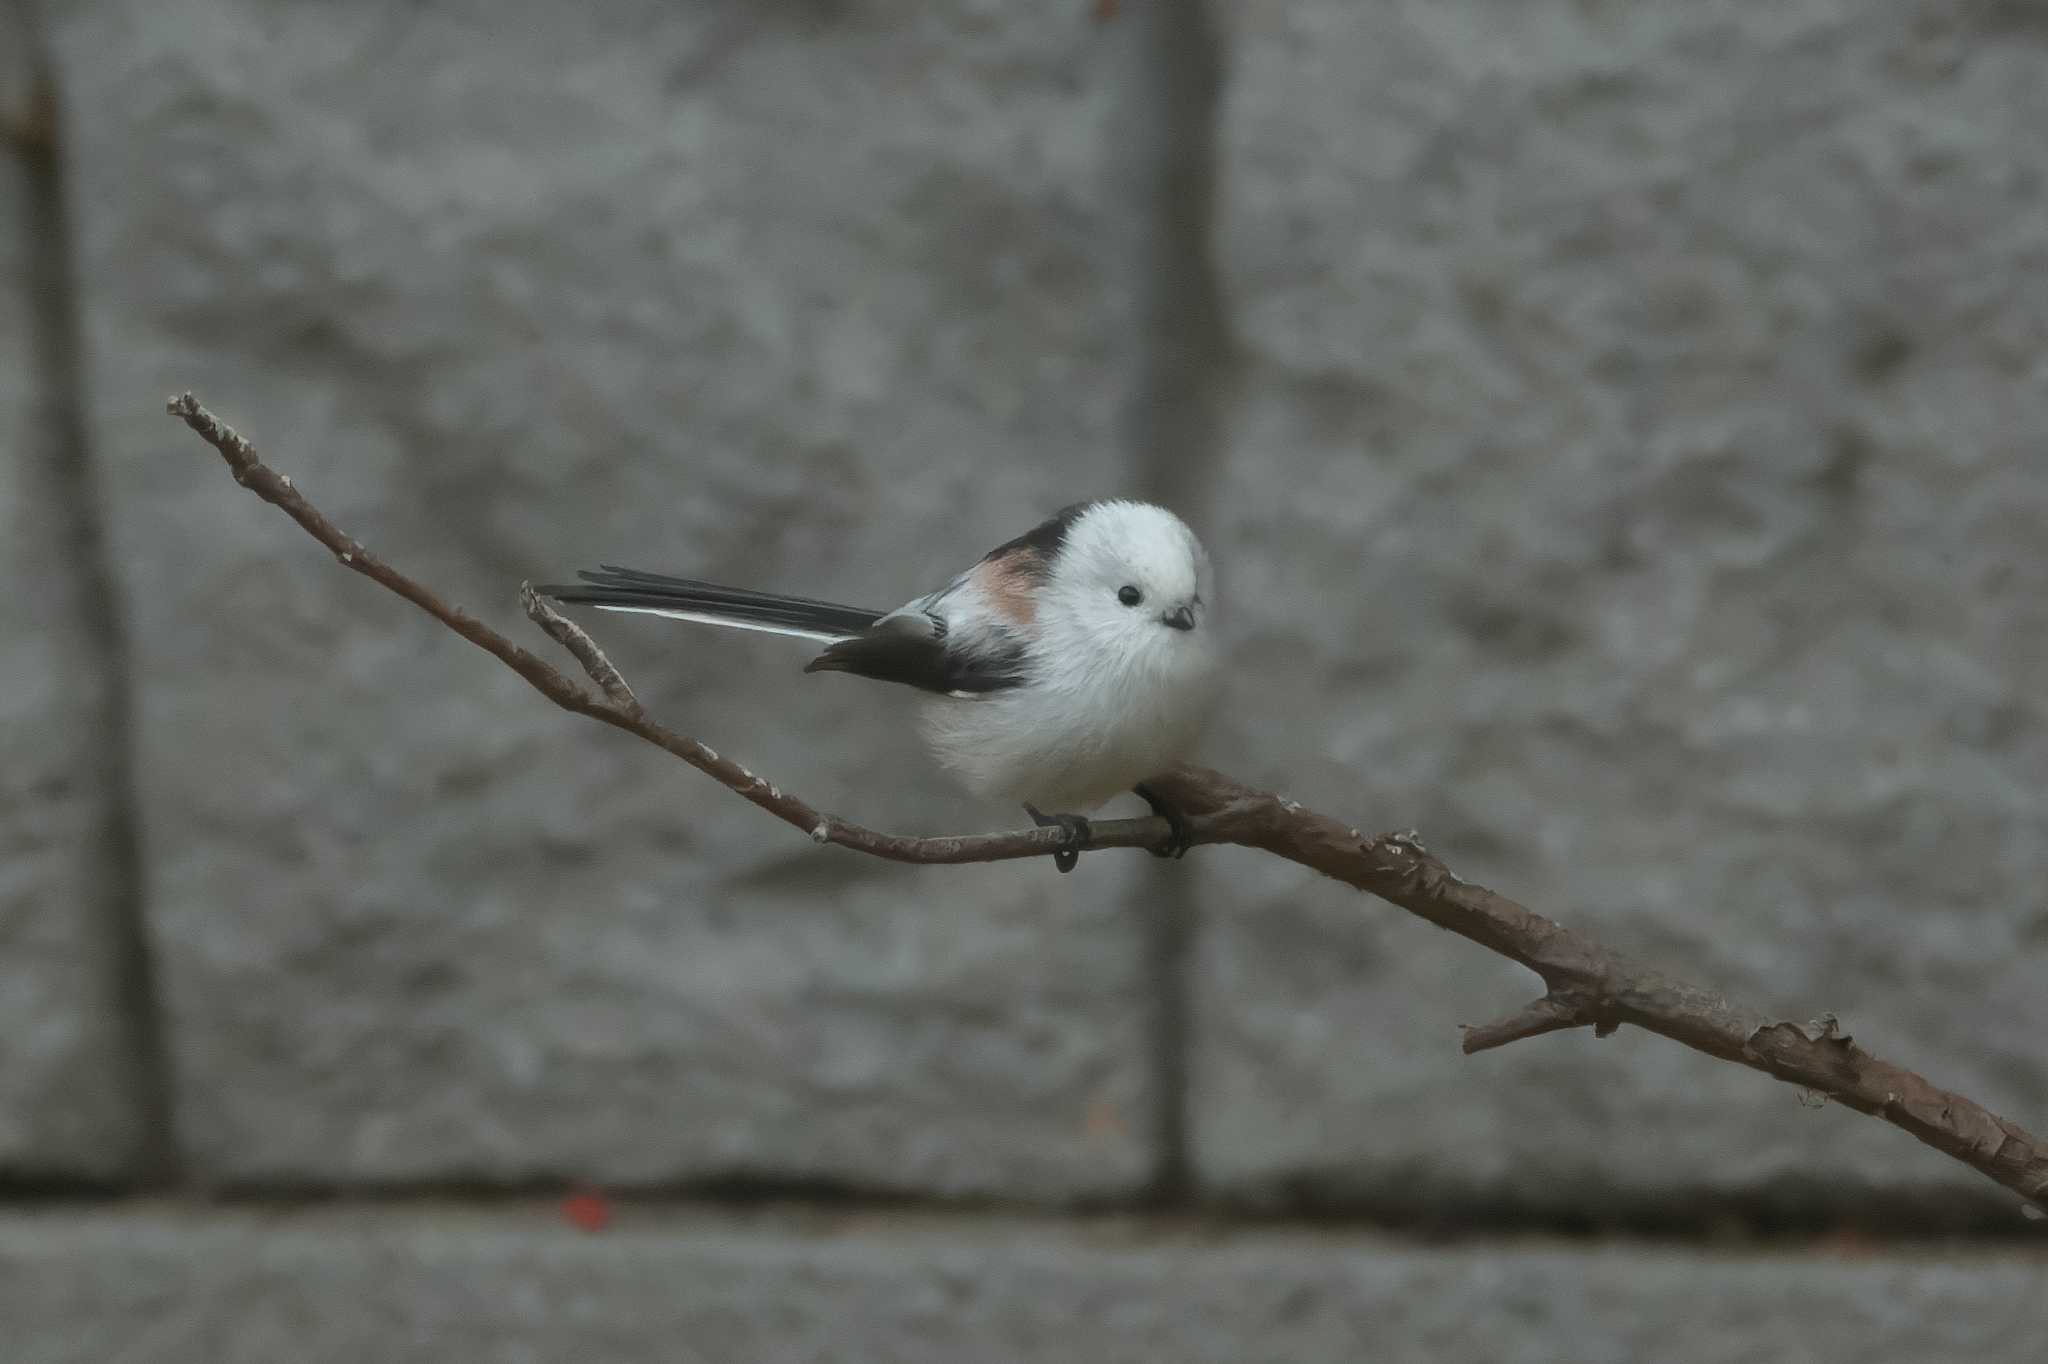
[1024,805,1092,874]
[1133,783,1192,860]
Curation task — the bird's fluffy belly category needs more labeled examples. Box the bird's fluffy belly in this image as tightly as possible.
[918,684,1198,814]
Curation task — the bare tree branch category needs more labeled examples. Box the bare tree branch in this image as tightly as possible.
[167,391,2048,1212]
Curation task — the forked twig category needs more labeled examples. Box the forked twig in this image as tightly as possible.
[168,391,2048,1211]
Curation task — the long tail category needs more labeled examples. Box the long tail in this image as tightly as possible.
[536,566,885,643]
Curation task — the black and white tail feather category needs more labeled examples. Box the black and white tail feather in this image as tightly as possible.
[537,501,1220,861]
[539,561,1029,696]
[547,566,885,644]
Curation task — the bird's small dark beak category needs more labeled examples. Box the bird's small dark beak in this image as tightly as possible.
[1161,604,1196,632]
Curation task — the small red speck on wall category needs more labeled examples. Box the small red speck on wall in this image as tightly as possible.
[561,1187,612,1233]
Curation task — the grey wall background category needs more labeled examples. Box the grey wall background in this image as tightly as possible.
[4,1,2046,1359]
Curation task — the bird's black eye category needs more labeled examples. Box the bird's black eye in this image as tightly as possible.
[1117,585,1143,607]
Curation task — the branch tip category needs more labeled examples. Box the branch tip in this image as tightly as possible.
[521,583,642,713]
[1462,995,1591,1055]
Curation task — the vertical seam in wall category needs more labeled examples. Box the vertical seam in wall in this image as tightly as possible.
[1114,0,1232,1207]
[18,36,183,1187]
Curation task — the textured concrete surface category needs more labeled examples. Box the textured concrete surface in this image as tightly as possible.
[1190,2,2048,1204]
[0,24,146,1178]
[3,1207,2044,1364]
[42,0,1156,1194]
[12,0,2046,1229]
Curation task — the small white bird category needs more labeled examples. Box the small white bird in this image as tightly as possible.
[541,500,1219,871]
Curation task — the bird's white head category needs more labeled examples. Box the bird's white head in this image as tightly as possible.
[1037,500,1218,689]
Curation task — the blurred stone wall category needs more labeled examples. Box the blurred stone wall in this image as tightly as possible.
[3,1,2045,1358]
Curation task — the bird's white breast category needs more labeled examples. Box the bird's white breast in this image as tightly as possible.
[917,626,1217,813]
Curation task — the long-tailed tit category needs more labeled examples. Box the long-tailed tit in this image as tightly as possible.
[540,500,1219,871]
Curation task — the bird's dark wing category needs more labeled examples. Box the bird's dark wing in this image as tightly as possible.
[975,501,1094,572]
[804,611,1029,695]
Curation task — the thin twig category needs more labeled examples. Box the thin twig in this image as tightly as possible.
[167,391,2048,1212]
[520,584,642,715]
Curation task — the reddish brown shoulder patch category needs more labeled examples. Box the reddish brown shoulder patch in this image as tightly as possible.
[974,549,1044,628]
